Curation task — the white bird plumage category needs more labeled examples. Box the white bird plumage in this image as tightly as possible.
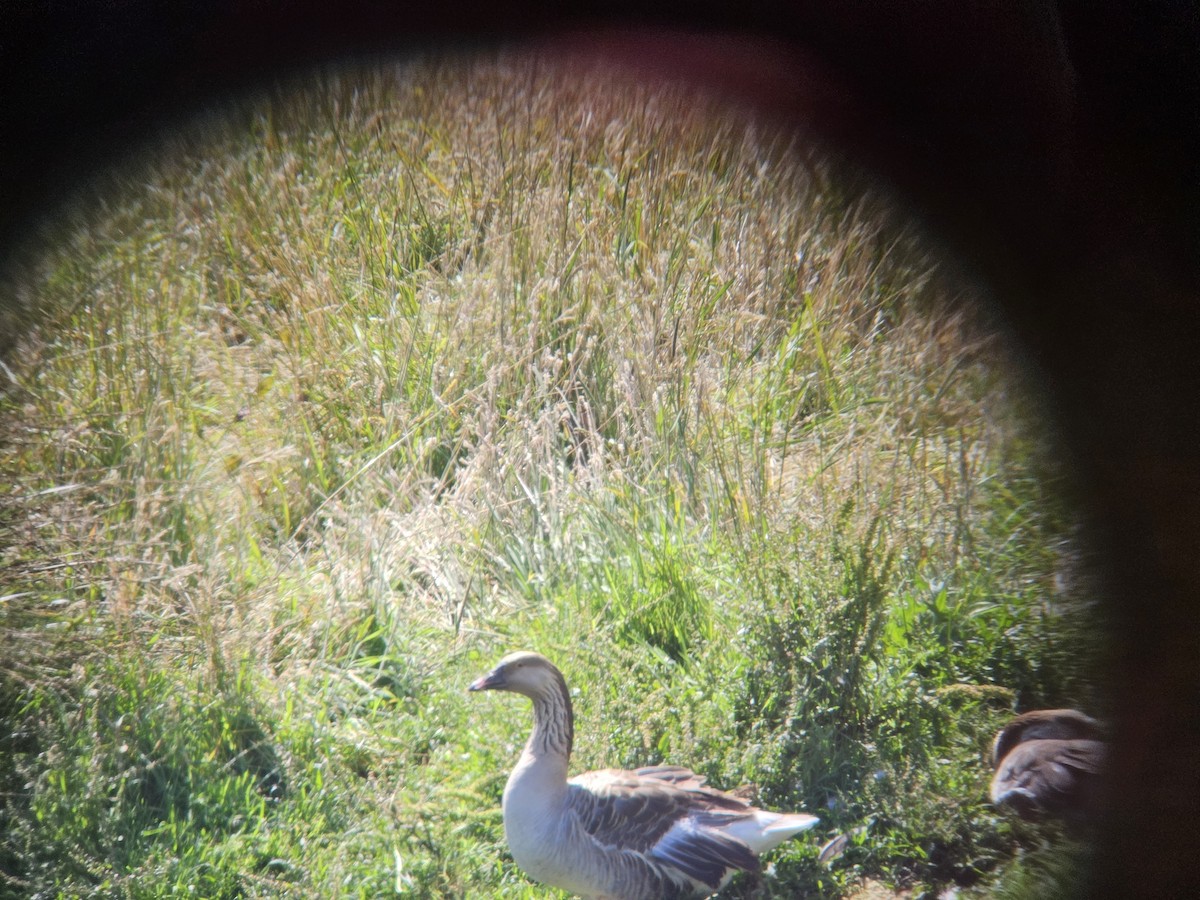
[469,651,819,899]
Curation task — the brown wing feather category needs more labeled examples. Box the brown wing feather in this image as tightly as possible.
[991,738,1105,817]
[568,768,760,890]
[992,709,1103,766]
[632,765,708,789]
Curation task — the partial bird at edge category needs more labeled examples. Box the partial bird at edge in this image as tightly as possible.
[989,708,1106,825]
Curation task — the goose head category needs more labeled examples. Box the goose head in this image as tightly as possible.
[468,651,564,698]
[469,651,575,762]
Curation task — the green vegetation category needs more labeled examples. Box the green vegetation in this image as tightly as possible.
[0,56,1103,898]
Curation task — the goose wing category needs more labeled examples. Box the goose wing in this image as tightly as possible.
[567,768,759,891]
[631,765,710,790]
[991,709,1103,766]
[991,738,1105,814]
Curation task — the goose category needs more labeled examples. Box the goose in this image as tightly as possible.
[469,651,819,899]
[989,708,1106,823]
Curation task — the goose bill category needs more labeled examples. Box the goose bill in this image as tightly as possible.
[469,669,506,692]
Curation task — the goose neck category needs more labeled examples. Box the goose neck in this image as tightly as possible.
[526,671,574,763]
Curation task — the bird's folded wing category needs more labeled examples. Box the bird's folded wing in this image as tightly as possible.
[568,769,759,889]
[1055,741,1105,775]
[995,738,1105,806]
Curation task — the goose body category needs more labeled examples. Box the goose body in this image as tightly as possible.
[989,709,1105,823]
[470,651,818,899]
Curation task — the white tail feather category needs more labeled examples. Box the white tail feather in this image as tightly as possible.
[722,810,820,854]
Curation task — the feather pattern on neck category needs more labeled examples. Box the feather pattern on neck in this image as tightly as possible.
[528,665,573,760]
